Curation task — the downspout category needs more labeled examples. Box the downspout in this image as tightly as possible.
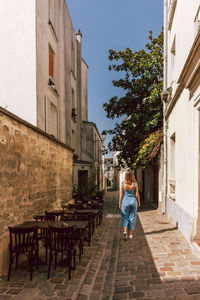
[163,0,168,213]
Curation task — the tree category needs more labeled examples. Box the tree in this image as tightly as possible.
[103,30,163,169]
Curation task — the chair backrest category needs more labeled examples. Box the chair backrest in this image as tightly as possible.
[8,226,38,253]
[33,214,45,221]
[48,225,74,252]
[67,203,76,210]
[45,211,64,221]
[45,212,56,221]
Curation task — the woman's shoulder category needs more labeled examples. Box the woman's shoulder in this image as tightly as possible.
[124,181,137,188]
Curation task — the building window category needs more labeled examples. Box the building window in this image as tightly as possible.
[71,42,75,74]
[168,0,177,30]
[49,0,56,32]
[169,132,176,200]
[72,88,75,108]
[71,89,77,122]
[170,133,175,179]
[171,36,176,70]
[50,102,58,137]
[49,45,54,79]
[44,96,58,138]
[194,6,200,37]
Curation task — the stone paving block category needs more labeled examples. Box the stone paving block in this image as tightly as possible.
[83,277,93,284]
[146,278,161,285]
[129,291,145,298]
[89,292,101,300]
[115,286,133,293]
[47,297,66,300]
[186,286,200,294]
[102,296,111,300]
[79,284,91,294]
[175,296,196,300]
[92,283,102,291]
[6,288,23,295]
[166,288,186,296]
[113,292,128,299]
[135,285,150,291]
[155,297,175,300]
[76,293,88,300]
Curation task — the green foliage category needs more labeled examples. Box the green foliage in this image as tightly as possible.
[103,30,163,169]
[133,129,163,168]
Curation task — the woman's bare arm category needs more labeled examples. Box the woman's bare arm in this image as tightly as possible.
[136,183,141,207]
[119,184,124,209]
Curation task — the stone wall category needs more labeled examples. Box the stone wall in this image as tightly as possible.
[0,107,73,276]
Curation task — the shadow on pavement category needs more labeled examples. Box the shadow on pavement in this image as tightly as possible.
[114,209,200,300]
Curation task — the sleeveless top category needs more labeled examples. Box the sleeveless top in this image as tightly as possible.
[122,182,137,198]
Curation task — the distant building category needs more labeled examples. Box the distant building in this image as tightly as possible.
[113,152,120,190]
[161,0,200,243]
[73,121,104,191]
[104,158,114,188]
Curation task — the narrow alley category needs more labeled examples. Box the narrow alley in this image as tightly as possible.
[1,191,200,300]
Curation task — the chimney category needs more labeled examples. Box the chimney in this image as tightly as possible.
[76,29,82,43]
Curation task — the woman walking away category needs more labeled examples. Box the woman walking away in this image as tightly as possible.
[119,169,140,240]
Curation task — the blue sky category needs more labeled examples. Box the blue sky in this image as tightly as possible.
[66,0,163,156]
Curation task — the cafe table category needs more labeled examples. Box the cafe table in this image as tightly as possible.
[16,220,88,232]
[16,220,89,263]
[64,209,100,233]
[75,209,101,231]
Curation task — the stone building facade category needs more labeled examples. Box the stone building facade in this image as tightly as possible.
[0,107,73,276]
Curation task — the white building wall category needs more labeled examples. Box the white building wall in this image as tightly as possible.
[0,0,37,125]
[167,89,194,213]
[167,0,200,91]
[165,0,200,242]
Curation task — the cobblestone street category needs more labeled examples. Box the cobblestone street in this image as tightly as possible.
[1,191,200,299]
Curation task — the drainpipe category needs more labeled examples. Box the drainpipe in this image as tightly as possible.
[163,0,168,214]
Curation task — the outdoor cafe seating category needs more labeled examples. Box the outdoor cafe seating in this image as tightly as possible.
[47,225,76,280]
[61,214,91,261]
[7,226,39,281]
[7,197,103,280]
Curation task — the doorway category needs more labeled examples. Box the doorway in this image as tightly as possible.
[78,170,88,191]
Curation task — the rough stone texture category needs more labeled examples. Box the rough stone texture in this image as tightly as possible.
[0,109,73,276]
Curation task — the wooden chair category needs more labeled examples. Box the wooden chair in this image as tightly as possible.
[33,214,45,221]
[47,225,76,280]
[7,226,39,281]
[62,213,92,246]
[45,210,64,221]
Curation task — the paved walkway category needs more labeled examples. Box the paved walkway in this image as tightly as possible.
[1,191,200,299]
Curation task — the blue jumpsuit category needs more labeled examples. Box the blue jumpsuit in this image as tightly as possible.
[121,182,138,231]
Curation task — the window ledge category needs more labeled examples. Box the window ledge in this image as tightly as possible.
[48,77,59,96]
[71,70,76,80]
[168,193,176,201]
[168,0,177,30]
[48,85,59,97]
[169,179,176,185]
[48,20,58,42]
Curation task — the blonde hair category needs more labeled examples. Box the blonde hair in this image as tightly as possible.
[124,169,136,184]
